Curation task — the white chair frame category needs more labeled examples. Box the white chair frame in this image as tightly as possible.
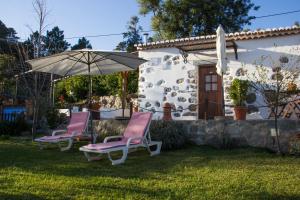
[79,122,162,165]
[35,112,96,151]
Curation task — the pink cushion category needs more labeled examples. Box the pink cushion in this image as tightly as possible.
[122,112,152,143]
[66,112,89,135]
[36,112,89,141]
[67,122,85,134]
[81,112,152,150]
[84,139,140,150]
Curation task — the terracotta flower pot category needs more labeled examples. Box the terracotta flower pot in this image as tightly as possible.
[234,106,247,120]
[90,103,101,120]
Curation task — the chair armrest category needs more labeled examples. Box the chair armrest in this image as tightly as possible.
[71,131,81,137]
[104,136,123,143]
[126,137,144,147]
[52,129,66,136]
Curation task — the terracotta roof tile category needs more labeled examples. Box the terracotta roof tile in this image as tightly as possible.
[136,26,300,50]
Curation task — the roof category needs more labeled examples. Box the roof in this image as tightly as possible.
[135,26,300,51]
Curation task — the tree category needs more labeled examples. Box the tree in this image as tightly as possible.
[24,26,69,58]
[0,20,18,40]
[137,0,259,39]
[248,54,300,154]
[24,0,50,140]
[115,16,143,52]
[54,74,121,104]
[44,26,70,55]
[71,37,92,50]
[0,54,17,97]
[115,16,144,114]
[0,20,19,55]
[23,31,46,59]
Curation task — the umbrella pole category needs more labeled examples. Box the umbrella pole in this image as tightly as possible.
[121,71,128,118]
[221,72,225,116]
[88,53,94,144]
[50,73,53,106]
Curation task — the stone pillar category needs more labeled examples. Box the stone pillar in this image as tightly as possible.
[163,102,172,121]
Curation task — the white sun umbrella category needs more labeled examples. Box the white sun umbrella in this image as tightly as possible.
[216,25,227,76]
[27,49,146,101]
[216,25,227,115]
[27,49,147,142]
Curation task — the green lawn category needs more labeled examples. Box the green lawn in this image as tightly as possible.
[0,138,299,200]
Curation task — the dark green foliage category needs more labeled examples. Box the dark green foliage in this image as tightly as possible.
[71,37,92,50]
[0,20,18,40]
[0,54,17,96]
[115,16,143,97]
[24,26,70,58]
[92,74,120,96]
[0,115,29,136]
[150,120,187,150]
[23,31,46,59]
[46,108,68,129]
[229,78,249,106]
[44,26,70,55]
[127,70,139,94]
[54,73,121,103]
[137,0,259,39]
[115,16,143,53]
[0,134,9,140]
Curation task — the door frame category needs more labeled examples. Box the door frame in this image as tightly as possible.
[197,64,224,119]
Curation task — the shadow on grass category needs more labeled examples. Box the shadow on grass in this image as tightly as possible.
[0,192,44,200]
[0,139,299,180]
[240,191,300,200]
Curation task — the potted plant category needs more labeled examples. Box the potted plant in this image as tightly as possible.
[229,78,249,120]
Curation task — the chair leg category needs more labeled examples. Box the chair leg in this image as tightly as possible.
[93,134,98,144]
[147,142,162,156]
[83,151,102,161]
[107,148,128,165]
[59,139,73,151]
[38,142,46,150]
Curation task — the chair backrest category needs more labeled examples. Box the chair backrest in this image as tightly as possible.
[66,112,89,135]
[123,112,152,142]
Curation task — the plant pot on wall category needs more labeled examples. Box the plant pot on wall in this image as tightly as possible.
[228,78,250,121]
[90,103,101,120]
[234,106,247,120]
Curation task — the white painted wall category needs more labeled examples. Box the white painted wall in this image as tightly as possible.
[138,34,300,120]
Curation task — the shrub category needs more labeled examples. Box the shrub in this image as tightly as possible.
[93,120,126,142]
[150,120,187,150]
[0,114,30,136]
[229,78,249,106]
[0,135,10,140]
[46,108,68,129]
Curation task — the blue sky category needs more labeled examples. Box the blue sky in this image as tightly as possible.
[0,0,299,50]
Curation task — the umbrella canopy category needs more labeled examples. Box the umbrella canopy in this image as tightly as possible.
[216,25,227,76]
[26,49,147,143]
[27,49,146,76]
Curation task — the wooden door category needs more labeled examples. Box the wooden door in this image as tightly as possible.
[198,66,223,119]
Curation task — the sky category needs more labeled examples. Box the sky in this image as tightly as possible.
[0,0,299,50]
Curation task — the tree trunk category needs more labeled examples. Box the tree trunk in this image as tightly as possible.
[31,73,38,141]
[274,76,282,155]
[274,114,282,155]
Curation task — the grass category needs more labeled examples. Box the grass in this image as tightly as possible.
[0,138,300,200]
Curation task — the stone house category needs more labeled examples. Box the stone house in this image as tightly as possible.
[135,26,300,120]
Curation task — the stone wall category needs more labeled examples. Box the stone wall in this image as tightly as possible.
[138,48,198,120]
[138,35,300,120]
[93,119,300,153]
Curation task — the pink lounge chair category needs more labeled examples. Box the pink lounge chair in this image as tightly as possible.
[79,112,162,165]
[35,112,93,151]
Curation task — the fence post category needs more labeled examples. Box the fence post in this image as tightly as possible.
[163,102,172,121]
